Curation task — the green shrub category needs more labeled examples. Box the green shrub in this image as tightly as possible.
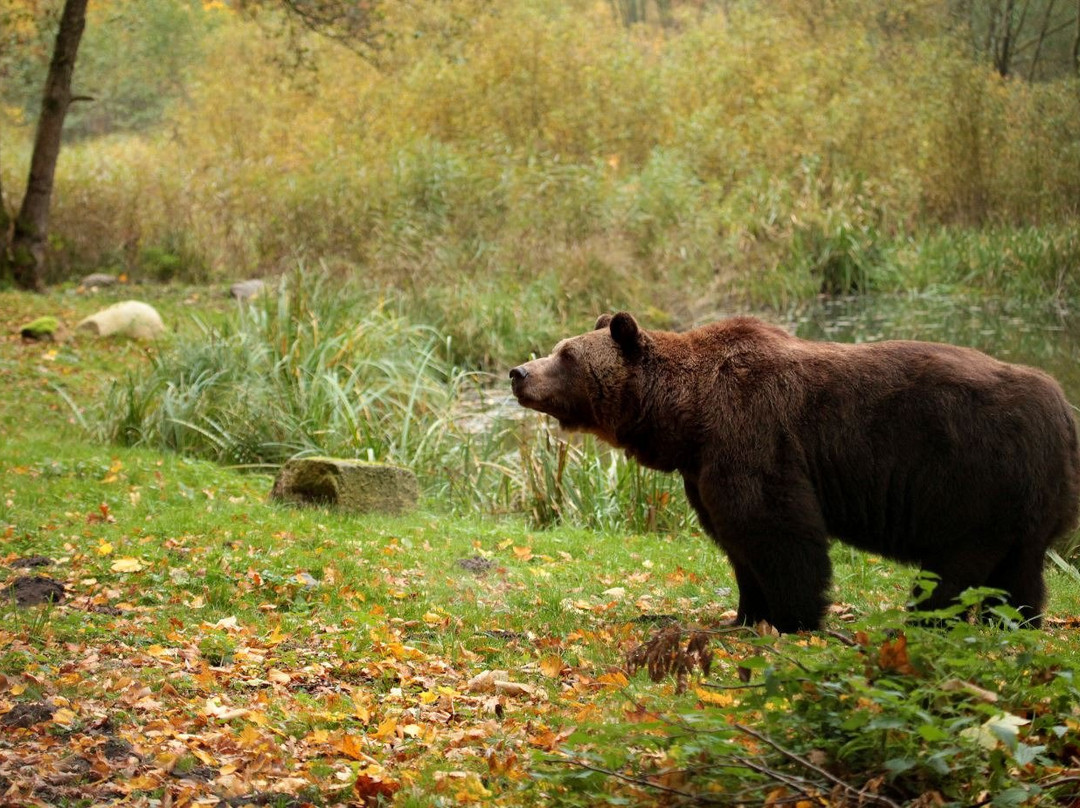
[547,604,1080,805]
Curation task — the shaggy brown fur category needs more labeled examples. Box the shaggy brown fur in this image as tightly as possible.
[510,312,1080,632]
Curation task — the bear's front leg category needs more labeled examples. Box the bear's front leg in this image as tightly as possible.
[692,472,832,632]
[739,530,832,632]
[729,556,771,626]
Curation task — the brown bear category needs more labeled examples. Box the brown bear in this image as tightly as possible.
[509,312,1080,632]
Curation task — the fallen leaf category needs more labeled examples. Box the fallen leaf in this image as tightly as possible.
[110,557,144,573]
[52,707,77,726]
[372,716,397,742]
[539,655,565,678]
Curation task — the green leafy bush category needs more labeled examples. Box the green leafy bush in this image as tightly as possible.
[548,599,1080,806]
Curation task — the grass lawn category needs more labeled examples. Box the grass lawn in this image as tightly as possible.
[2,287,1079,807]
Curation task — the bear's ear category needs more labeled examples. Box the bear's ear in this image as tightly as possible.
[594,313,613,330]
[609,311,643,354]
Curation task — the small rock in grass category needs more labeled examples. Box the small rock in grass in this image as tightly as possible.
[77,300,165,340]
[229,279,266,301]
[269,457,419,515]
[80,272,119,289]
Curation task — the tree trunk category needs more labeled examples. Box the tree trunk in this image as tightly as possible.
[8,0,89,292]
[1073,0,1080,74]
[0,142,10,276]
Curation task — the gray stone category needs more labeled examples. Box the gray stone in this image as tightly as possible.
[81,272,119,288]
[269,457,419,515]
[230,279,267,301]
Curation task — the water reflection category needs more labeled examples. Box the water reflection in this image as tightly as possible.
[791,295,1080,405]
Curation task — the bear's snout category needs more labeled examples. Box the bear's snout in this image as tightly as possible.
[509,365,531,399]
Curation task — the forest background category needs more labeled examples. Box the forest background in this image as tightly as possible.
[2,0,1080,367]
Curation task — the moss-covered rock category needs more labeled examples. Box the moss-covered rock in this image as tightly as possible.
[19,316,61,341]
[269,457,419,515]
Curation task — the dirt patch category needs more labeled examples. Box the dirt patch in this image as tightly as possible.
[5,575,65,607]
[2,701,56,728]
[102,737,137,761]
[10,556,53,569]
[456,556,496,575]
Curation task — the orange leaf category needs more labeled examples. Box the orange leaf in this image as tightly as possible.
[596,671,629,689]
[878,633,915,675]
[334,733,370,761]
[539,654,565,678]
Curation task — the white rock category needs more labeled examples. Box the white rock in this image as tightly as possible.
[77,301,166,340]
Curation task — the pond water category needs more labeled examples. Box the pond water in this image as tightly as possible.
[791,295,1080,406]
[475,295,1080,434]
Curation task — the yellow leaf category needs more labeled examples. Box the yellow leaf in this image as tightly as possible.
[419,691,438,705]
[512,545,534,561]
[539,655,565,678]
[597,671,629,689]
[695,686,737,707]
[193,747,216,766]
[247,710,270,726]
[455,772,492,800]
[124,774,160,791]
[372,716,397,741]
[111,557,144,573]
[96,541,113,557]
[52,707,77,726]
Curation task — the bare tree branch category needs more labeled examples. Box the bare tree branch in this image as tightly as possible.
[734,723,904,808]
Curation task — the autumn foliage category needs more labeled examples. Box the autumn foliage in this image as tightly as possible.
[2,0,1079,320]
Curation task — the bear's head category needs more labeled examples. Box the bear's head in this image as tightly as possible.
[509,312,648,445]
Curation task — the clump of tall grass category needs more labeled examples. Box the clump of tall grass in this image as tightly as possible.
[513,421,692,534]
[93,268,478,472]
[88,267,688,534]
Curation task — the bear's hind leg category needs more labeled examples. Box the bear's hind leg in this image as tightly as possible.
[984,541,1048,627]
[910,550,1007,623]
